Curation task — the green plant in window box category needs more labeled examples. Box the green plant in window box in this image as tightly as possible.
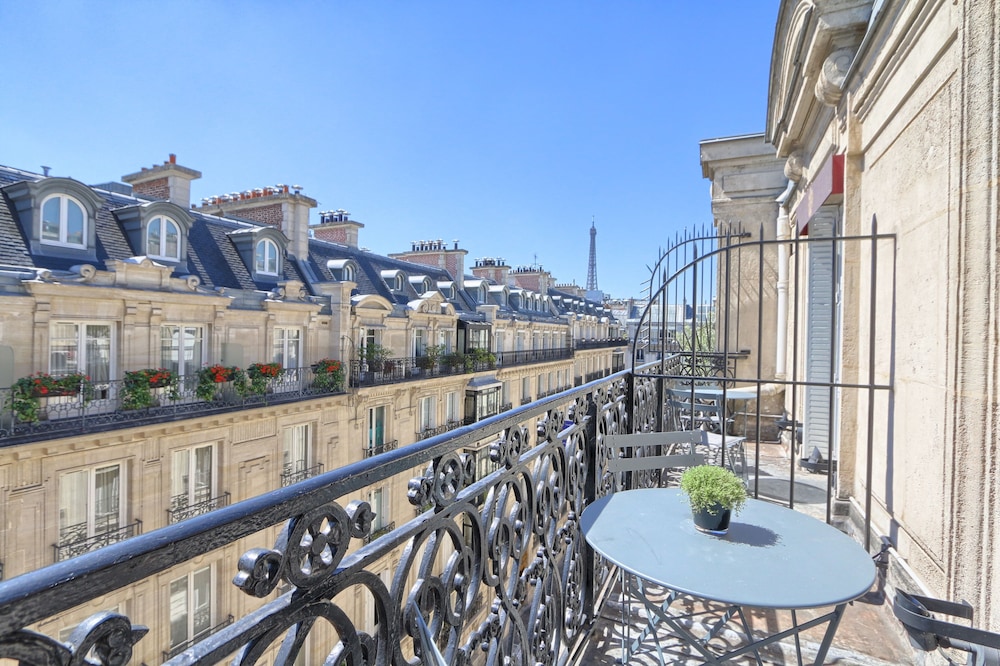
[311,358,345,392]
[196,364,245,401]
[6,372,94,423]
[121,368,180,410]
[243,362,283,396]
[471,347,496,369]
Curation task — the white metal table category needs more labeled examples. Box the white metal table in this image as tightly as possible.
[580,488,875,664]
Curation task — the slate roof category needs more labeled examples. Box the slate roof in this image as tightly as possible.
[0,163,610,322]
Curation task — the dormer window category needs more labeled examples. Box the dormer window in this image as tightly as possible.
[147,216,180,260]
[380,269,406,292]
[255,239,279,275]
[343,264,355,281]
[41,194,87,247]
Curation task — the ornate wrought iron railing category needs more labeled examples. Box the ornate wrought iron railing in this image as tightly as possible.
[574,337,630,350]
[362,521,397,545]
[363,439,398,458]
[162,615,235,662]
[496,347,573,367]
[280,463,325,487]
[168,492,232,524]
[0,365,672,666]
[53,519,142,562]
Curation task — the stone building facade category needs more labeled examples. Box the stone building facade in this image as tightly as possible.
[0,156,624,663]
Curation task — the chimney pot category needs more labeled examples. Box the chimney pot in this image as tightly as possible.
[169,153,177,164]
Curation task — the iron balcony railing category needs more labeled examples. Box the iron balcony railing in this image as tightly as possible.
[168,492,232,524]
[0,352,875,666]
[363,439,398,458]
[280,462,325,487]
[574,337,629,350]
[0,367,345,446]
[416,422,464,440]
[162,615,234,662]
[53,518,142,562]
[496,347,572,367]
[362,521,396,545]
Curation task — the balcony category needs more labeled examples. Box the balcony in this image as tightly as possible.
[0,367,345,447]
[168,492,232,524]
[53,518,142,562]
[162,615,234,662]
[280,462,324,487]
[364,439,398,457]
[0,360,906,665]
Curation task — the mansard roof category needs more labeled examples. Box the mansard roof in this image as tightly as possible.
[0,165,305,293]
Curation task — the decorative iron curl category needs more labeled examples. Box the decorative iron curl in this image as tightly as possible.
[284,502,354,589]
[66,612,148,666]
[537,409,564,443]
[490,426,529,469]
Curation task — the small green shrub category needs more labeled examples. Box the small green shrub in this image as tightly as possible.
[679,465,747,516]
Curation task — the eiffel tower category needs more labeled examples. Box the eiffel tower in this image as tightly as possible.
[586,217,598,292]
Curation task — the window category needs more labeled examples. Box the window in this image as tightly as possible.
[170,567,213,649]
[343,264,355,281]
[469,328,489,351]
[273,328,301,368]
[50,322,112,384]
[41,194,86,247]
[419,396,435,431]
[59,464,123,550]
[255,239,279,275]
[147,216,180,260]
[522,377,531,402]
[161,325,204,377]
[394,275,404,290]
[445,391,459,424]
[413,329,426,357]
[478,285,487,303]
[368,405,386,450]
[282,423,316,485]
[368,487,389,532]
[438,330,453,353]
[465,386,500,423]
[171,445,215,518]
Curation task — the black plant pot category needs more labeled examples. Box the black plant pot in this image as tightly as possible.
[691,504,732,535]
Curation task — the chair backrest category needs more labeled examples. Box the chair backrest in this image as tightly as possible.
[666,387,728,432]
[605,431,707,474]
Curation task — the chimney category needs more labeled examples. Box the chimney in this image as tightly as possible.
[471,257,510,284]
[313,209,364,248]
[197,184,317,258]
[121,155,201,208]
[509,264,555,293]
[388,238,467,289]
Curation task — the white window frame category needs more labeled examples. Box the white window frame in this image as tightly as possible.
[445,391,458,425]
[413,329,426,357]
[282,423,313,482]
[368,405,386,449]
[169,566,214,649]
[419,396,436,431]
[255,238,279,275]
[50,321,114,386]
[368,486,389,532]
[147,215,181,260]
[171,444,217,513]
[161,325,205,378]
[41,193,87,248]
[273,327,302,368]
[59,462,125,543]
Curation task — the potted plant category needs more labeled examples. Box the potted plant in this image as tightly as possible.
[311,358,345,392]
[244,362,283,395]
[679,464,747,535]
[471,347,496,370]
[121,368,179,410]
[6,372,94,423]
[415,344,444,374]
[196,364,245,401]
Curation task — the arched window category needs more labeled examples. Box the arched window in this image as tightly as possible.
[255,239,279,275]
[41,194,86,247]
[343,264,355,282]
[478,285,487,303]
[147,216,180,259]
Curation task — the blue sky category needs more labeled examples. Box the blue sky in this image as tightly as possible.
[0,2,776,299]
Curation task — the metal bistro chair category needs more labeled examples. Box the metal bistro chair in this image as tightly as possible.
[606,431,708,491]
[604,431,712,663]
[666,388,749,484]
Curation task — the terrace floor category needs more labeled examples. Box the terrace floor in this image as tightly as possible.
[576,443,917,665]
